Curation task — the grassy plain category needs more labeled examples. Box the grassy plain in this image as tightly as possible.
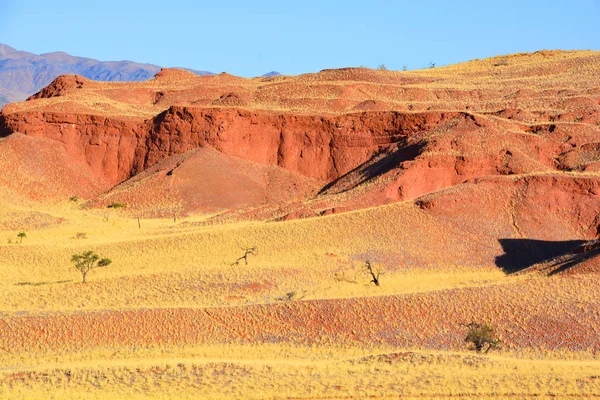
[0,199,599,399]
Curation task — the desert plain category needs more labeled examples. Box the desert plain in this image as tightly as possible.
[0,50,599,399]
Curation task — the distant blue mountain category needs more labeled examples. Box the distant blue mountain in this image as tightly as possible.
[0,44,213,104]
[261,71,282,77]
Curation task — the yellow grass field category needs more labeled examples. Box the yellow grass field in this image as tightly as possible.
[1,198,599,399]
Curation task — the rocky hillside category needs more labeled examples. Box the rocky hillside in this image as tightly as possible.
[1,50,599,228]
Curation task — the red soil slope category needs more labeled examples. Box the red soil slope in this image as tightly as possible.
[86,147,319,216]
[0,133,107,203]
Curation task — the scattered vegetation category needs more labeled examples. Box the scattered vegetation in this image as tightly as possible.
[107,202,126,209]
[103,202,127,221]
[276,290,306,302]
[2,50,600,398]
[378,64,387,71]
[463,321,501,353]
[74,232,87,240]
[428,61,436,68]
[364,261,383,286]
[17,231,27,244]
[70,251,112,283]
[69,195,80,202]
[231,246,258,266]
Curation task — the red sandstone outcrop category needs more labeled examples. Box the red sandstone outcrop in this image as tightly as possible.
[0,107,469,185]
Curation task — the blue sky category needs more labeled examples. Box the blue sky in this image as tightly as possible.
[1,0,598,76]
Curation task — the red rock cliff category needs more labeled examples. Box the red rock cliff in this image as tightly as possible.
[1,107,467,185]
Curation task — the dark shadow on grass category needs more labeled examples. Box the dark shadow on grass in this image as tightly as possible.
[495,238,587,274]
[15,280,73,286]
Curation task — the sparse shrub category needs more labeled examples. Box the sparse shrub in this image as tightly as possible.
[75,232,87,240]
[378,64,387,71]
[277,291,306,302]
[17,232,26,244]
[104,202,126,221]
[231,247,258,266]
[402,65,408,71]
[463,321,501,353]
[364,260,383,286]
[69,195,80,202]
[71,250,112,283]
[428,61,436,69]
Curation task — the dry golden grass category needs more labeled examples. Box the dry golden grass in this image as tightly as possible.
[2,345,600,399]
[4,49,599,119]
[0,197,599,398]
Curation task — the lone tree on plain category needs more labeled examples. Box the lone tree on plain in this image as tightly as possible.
[71,251,112,283]
[463,321,501,353]
[17,232,27,244]
[364,260,383,286]
[104,202,126,221]
[232,247,258,266]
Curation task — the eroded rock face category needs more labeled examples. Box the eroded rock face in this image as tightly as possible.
[2,53,600,220]
[138,108,466,182]
[27,75,89,100]
[0,107,467,186]
[3,102,600,220]
[415,175,600,239]
[0,111,141,184]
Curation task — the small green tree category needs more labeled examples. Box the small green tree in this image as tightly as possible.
[463,321,501,353]
[71,251,112,283]
[104,202,126,221]
[17,232,26,244]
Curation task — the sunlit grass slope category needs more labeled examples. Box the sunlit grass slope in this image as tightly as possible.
[0,197,599,399]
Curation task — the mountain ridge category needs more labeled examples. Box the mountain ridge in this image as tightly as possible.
[0,43,214,104]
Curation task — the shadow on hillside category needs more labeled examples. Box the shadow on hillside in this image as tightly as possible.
[15,280,73,287]
[318,140,426,195]
[547,245,600,276]
[495,238,586,274]
[0,114,11,138]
